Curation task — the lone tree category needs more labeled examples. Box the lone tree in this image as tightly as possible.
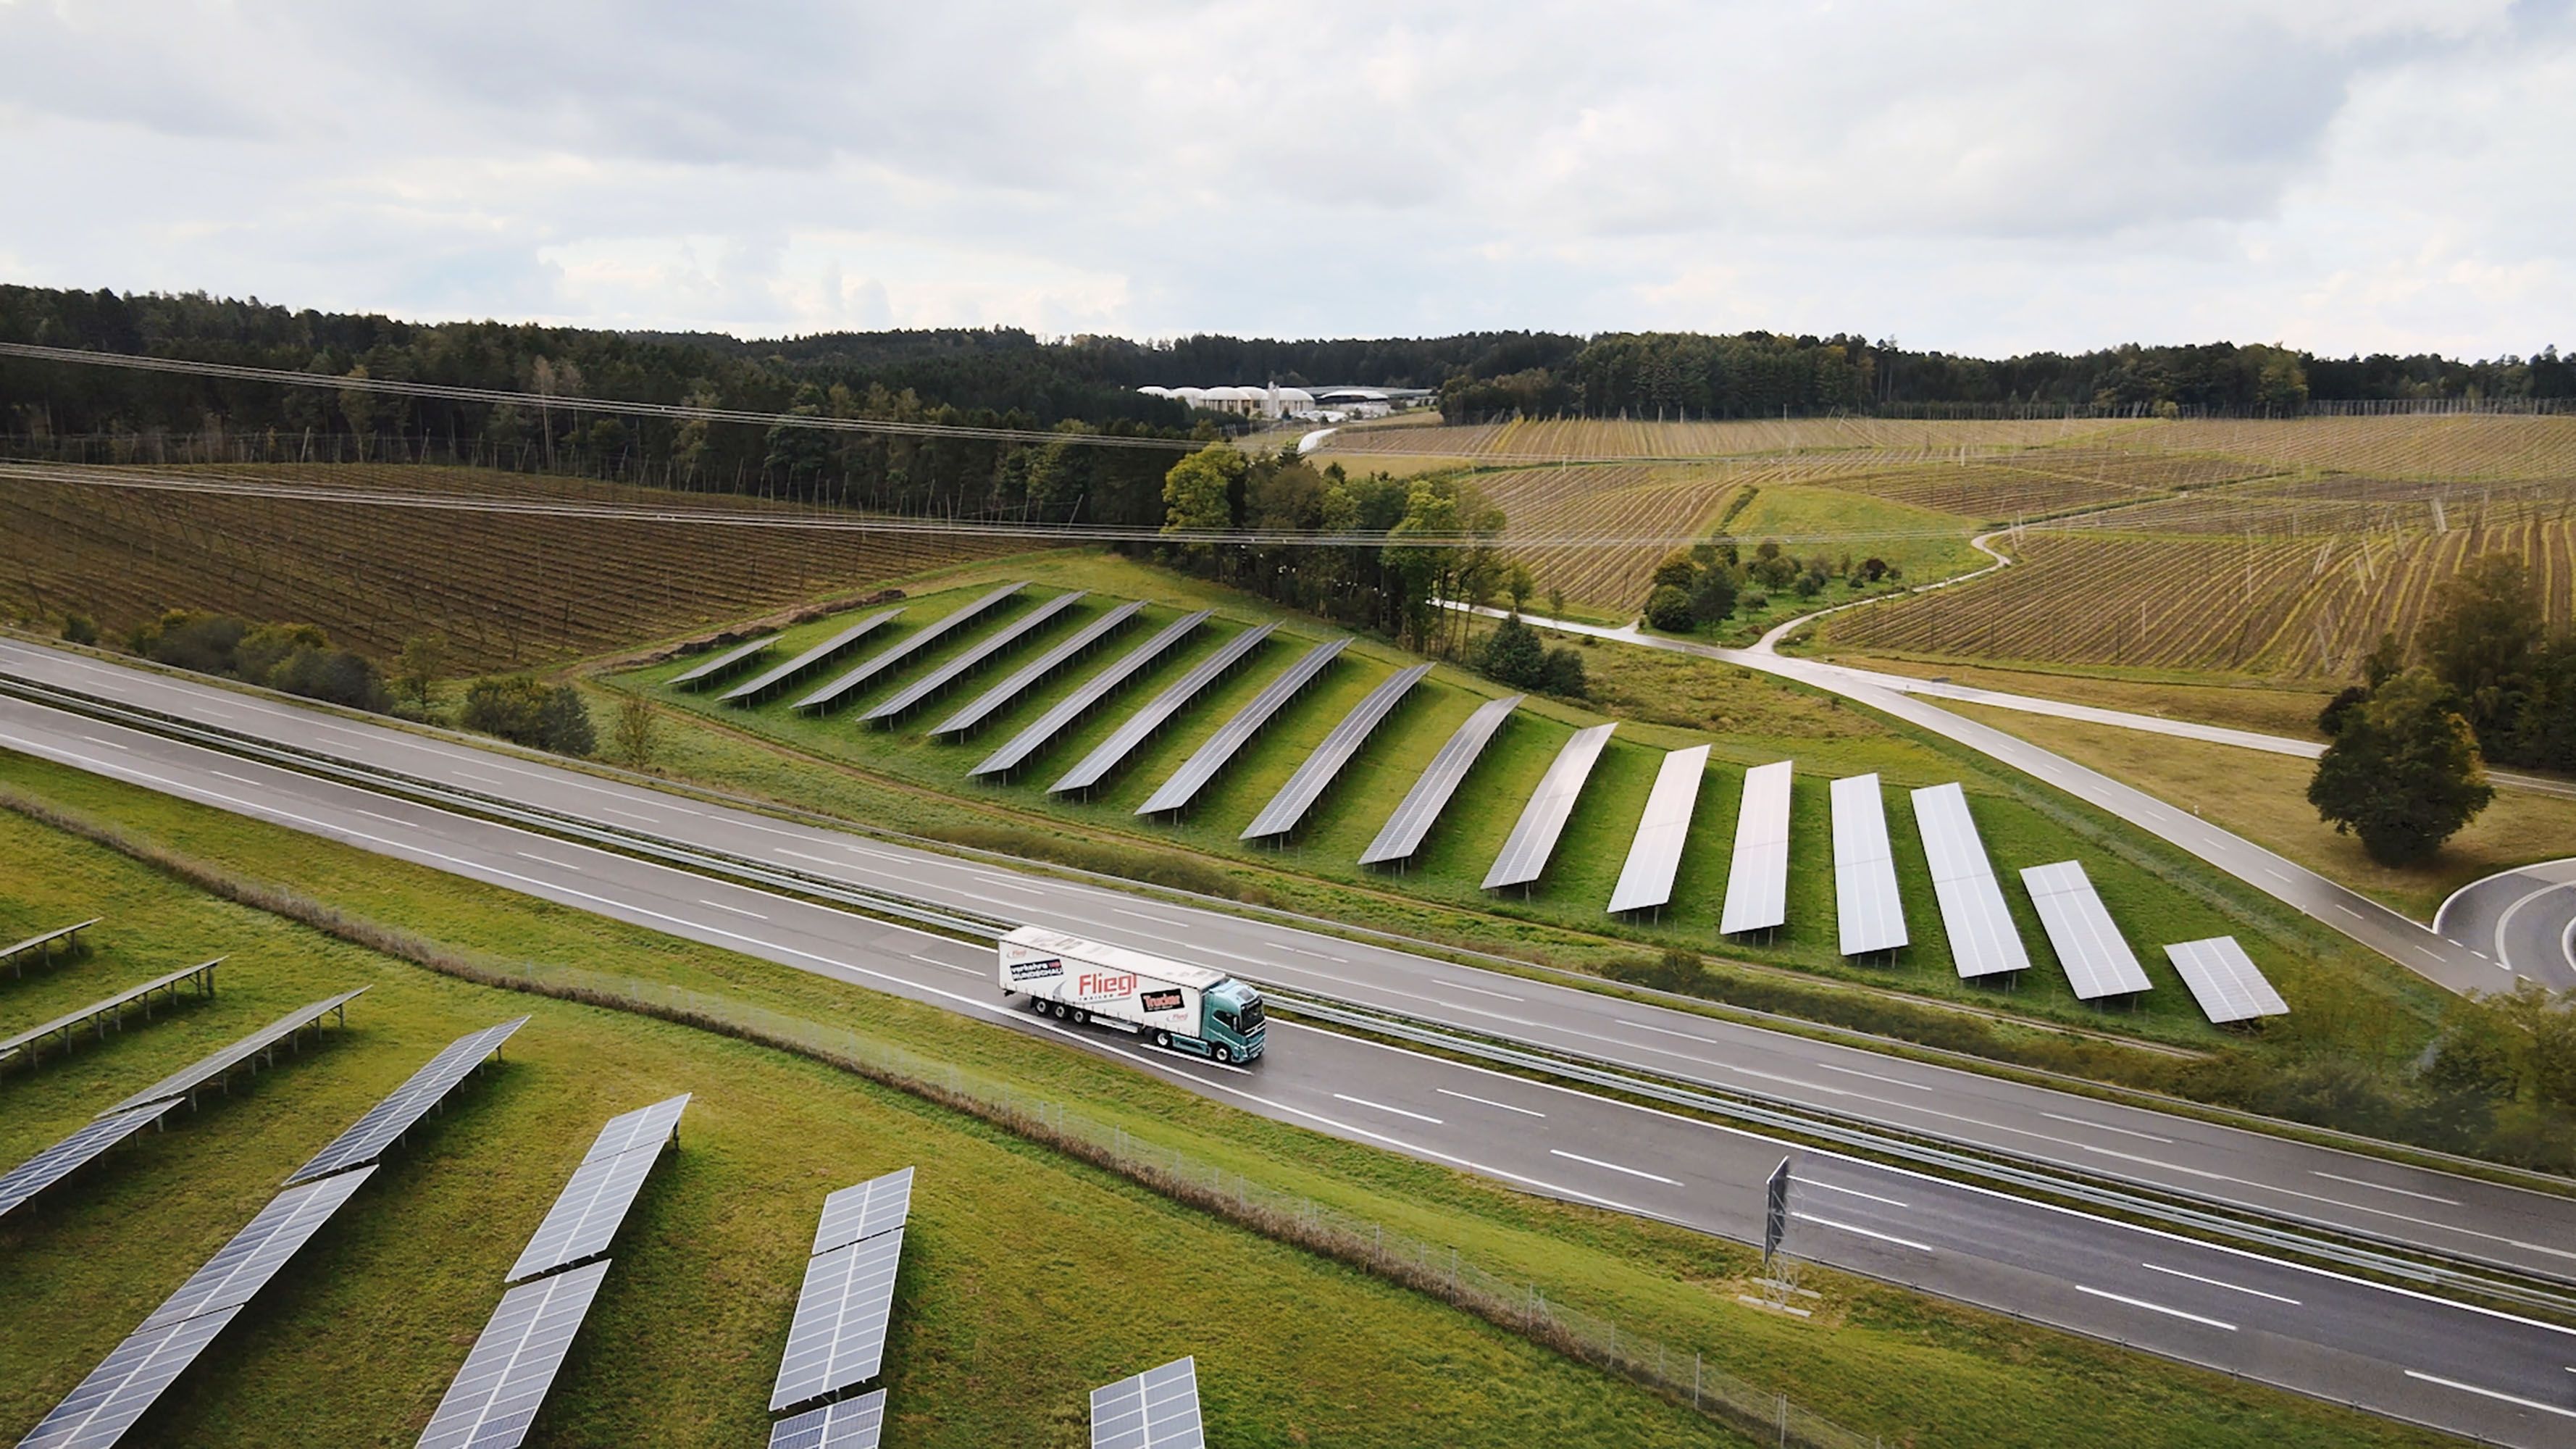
[611,694,659,771]
[2308,668,2493,866]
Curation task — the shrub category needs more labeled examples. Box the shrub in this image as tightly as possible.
[60,612,98,646]
[1539,646,1587,698]
[1474,614,1548,688]
[1642,584,1694,632]
[459,675,552,747]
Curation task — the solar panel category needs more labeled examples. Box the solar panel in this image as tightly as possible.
[1909,783,2030,980]
[96,988,367,1118]
[793,583,1027,711]
[812,1166,915,1255]
[2021,861,2153,999]
[414,1258,613,1449]
[1606,744,1710,914]
[142,1168,377,1329]
[286,1017,527,1185]
[0,957,223,1062]
[2165,936,2290,1023]
[1358,693,1521,866]
[2,916,100,973]
[0,1101,179,1219]
[1090,1356,1204,1449]
[1718,761,1794,935]
[768,1391,886,1449]
[1137,637,1348,816]
[771,1228,906,1411]
[719,610,903,703]
[1829,774,1908,957]
[1481,722,1615,890]
[863,592,1085,723]
[1241,662,1431,841]
[506,1095,689,1283]
[15,1305,241,1449]
[932,601,1146,737]
[971,610,1210,776]
[1050,622,1274,793]
[671,633,784,689]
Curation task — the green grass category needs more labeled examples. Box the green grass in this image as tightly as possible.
[0,751,2456,1449]
[1698,487,1993,646]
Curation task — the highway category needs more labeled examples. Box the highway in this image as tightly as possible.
[4,645,2576,1440]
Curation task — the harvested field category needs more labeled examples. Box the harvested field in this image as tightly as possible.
[1314,414,2136,468]
[1472,463,1746,606]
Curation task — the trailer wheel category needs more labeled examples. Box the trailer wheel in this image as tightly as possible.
[1212,1046,1233,1064]
[1053,1002,1071,1020]
[1073,1009,1090,1026]
[1028,996,1047,1014]
[1153,1031,1173,1049]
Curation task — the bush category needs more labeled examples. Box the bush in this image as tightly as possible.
[1642,584,1694,632]
[540,685,595,756]
[146,611,247,675]
[1539,646,1586,698]
[459,676,552,747]
[1473,614,1549,688]
[269,646,390,711]
[60,613,98,646]
[1688,568,1737,624]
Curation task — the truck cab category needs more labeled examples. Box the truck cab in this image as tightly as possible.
[1203,980,1267,1062]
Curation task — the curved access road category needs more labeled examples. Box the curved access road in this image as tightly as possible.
[3,661,2575,1444]
[2439,860,2576,987]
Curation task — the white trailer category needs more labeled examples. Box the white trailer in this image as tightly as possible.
[999,925,1266,1063]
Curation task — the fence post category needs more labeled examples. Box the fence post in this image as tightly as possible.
[1694,1353,1702,1408]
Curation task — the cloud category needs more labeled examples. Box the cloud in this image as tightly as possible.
[0,0,2565,356]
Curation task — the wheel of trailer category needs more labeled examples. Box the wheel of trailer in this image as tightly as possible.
[1213,1045,1233,1064]
[1027,996,1047,1014]
[1153,1030,1173,1048]
[1053,1002,1071,1019]
[1073,1009,1090,1026]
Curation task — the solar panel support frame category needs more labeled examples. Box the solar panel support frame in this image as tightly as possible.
[1481,722,1615,892]
[1047,619,1271,795]
[1136,635,1348,817]
[1359,693,1523,868]
[1606,745,1711,916]
[1240,661,1431,843]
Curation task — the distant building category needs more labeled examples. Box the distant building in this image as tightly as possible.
[1137,383,1319,420]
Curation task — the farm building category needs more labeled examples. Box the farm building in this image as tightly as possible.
[1138,383,1319,419]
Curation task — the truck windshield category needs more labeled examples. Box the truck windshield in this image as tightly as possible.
[1237,1000,1264,1032]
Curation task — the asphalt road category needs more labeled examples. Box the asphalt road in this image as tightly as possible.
[2441,859,2576,985]
[6,644,2576,1439]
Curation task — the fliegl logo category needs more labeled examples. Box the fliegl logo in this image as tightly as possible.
[1074,972,1138,1003]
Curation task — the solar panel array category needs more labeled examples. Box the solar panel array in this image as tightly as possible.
[2021,861,2153,999]
[1607,745,1710,914]
[1829,774,1908,956]
[506,1094,691,1282]
[415,1259,614,1449]
[1482,723,1615,890]
[20,1168,379,1449]
[98,988,367,1117]
[772,1166,916,1414]
[1718,761,1794,935]
[1359,693,1522,866]
[1909,783,2031,980]
[2,916,99,974]
[769,1391,887,1449]
[2165,937,2291,1023]
[1090,1356,1205,1449]
[1136,637,1347,816]
[720,611,903,703]
[862,591,1086,723]
[287,1017,527,1185]
[1241,662,1430,841]
[0,1101,179,1219]
[972,610,1210,776]
[1,957,222,1064]
[1050,622,1271,793]
[671,633,785,689]
[932,601,1145,737]
[794,582,1027,711]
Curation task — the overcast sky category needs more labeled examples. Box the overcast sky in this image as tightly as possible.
[3,1,2569,357]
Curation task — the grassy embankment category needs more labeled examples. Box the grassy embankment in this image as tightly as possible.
[0,753,2454,1449]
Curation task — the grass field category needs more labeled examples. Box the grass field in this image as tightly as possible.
[1828,654,2338,740]
[0,463,1016,671]
[0,743,2460,1448]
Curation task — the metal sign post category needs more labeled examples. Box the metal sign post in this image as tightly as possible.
[1762,1157,1791,1269]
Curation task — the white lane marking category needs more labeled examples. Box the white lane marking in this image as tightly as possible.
[2139,1262,2301,1306]
[1195,946,1265,964]
[209,769,264,787]
[911,953,982,977]
[1805,1179,1909,1208]
[514,851,584,872]
[2075,1285,2236,1330]
[2335,904,2364,920]
[1441,980,1526,1002]
[2311,1170,2459,1206]
[2402,1369,2576,1420]
[699,899,769,921]
[353,809,412,827]
[776,847,863,871]
[1112,907,1186,927]
[1792,1213,1931,1252]
[725,818,808,839]
[1280,943,1349,963]
[455,772,511,788]
[2041,1111,2173,1144]
[597,805,658,823]
[1550,1148,1681,1187]
[80,735,130,751]
[1331,1093,1443,1125]
[1435,1087,1546,1119]
[1623,1019,1720,1044]
[2262,868,2292,884]
[1811,1061,1933,1092]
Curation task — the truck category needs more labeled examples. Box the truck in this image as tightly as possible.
[998,925,1266,1064]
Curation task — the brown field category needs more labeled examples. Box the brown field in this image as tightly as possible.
[1471,463,1748,606]
[0,464,1015,670]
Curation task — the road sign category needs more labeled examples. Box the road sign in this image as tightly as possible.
[1762,1157,1791,1265]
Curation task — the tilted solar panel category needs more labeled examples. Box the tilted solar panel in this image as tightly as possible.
[812,1166,914,1256]
[0,1101,179,1220]
[862,591,1086,722]
[15,1306,241,1449]
[1606,745,1710,914]
[1718,760,1794,935]
[414,1259,613,1449]
[1481,723,1615,890]
[286,1017,527,1185]
[1909,783,2030,980]
[0,957,225,1060]
[580,1093,692,1164]
[768,1391,887,1449]
[719,611,903,703]
[933,600,1145,736]
[1241,662,1430,840]
[971,609,1210,775]
[1090,1356,1205,1449]
[793,583,1026,711]
[771,1228,906,1411]
[2021,861,2152,999]
[141,1169,377,1329]
[2165,936,2290,1023]
[98,989,367,1118]
[671,633,784,688]
[1829,774,1908,956]
[1358,693,1521,866]
[1136,636,1347,816]
[1050,622,1274,793]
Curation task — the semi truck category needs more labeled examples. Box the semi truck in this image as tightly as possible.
[998,925,1266,1064]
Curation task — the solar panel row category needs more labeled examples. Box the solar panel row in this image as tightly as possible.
[769,1391,887,1449]
[812,1166,914,1255]
[1090,1356,1205,1449]
[415,1259,614,1449]
[2165,936,2290,1023]
[794,582,1027,711]
[971,609,1212,776]
[2021,861,2153,999]
[1830,774,1908,957]
[1718,760,1794,935]
[1482,723,1615,890]
[1136,635,1347,816]
[99,988,367,1117]
[288,1017,527,1185]
[1,957,222,1064]
[1240,662,1430,841]
[670,632,785,689]
[932,601,1146,737]
[1358,693,1521,867]
[771,1166,916,1416]
[1606,745,1710,914]
[719,611,903,703]
[862,590,1086,723]
[0,1101,179,1220]
[1,916,99,976]
[506,1094,690,1283]
[1909,783,2030,980]
[1050,622,1272,793]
